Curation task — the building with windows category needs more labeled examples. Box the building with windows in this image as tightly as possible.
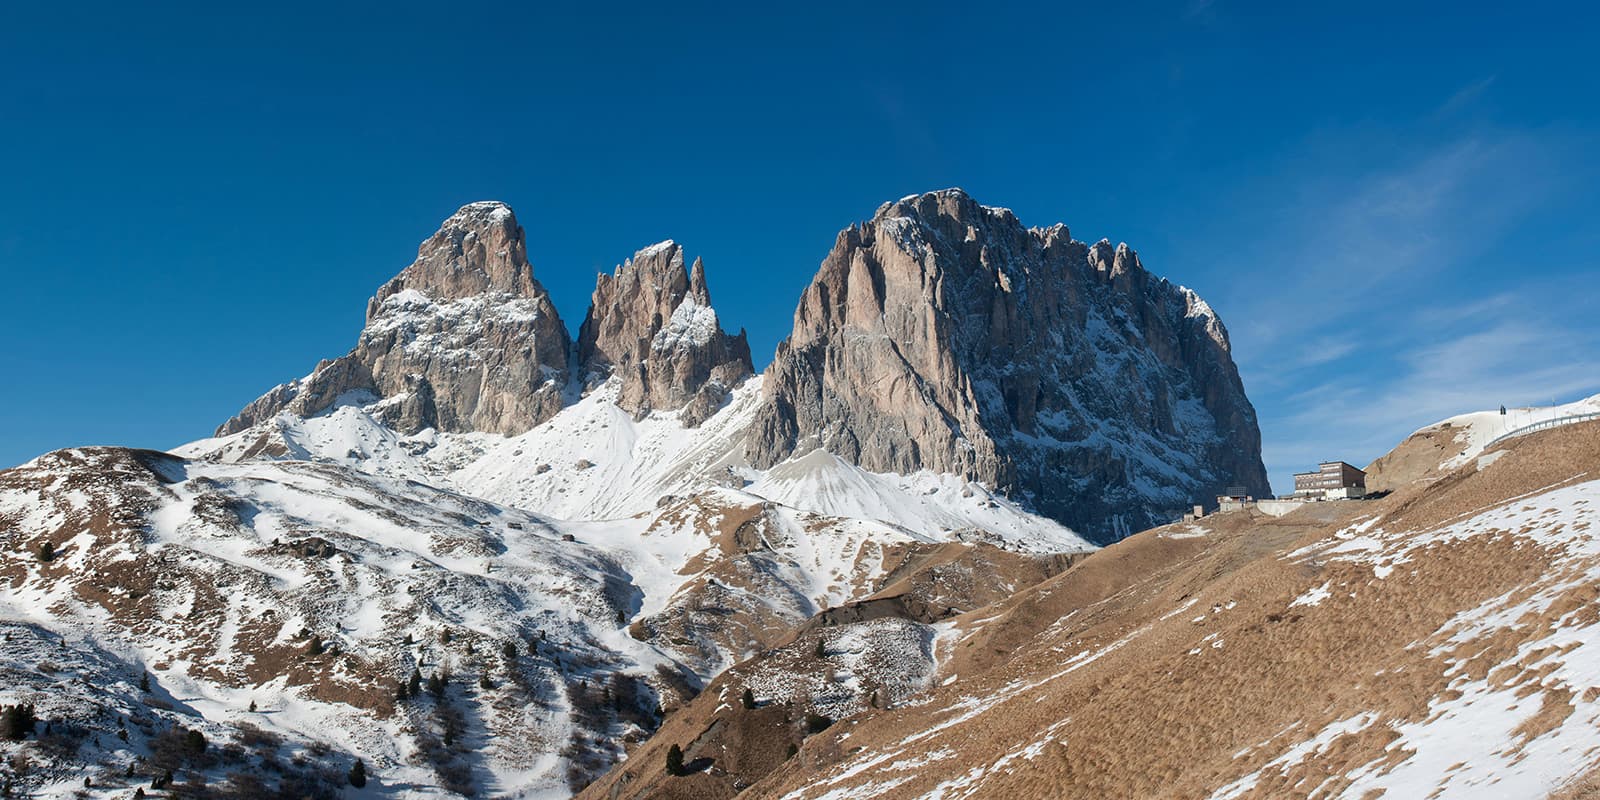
[1215,486,1255,512]
[1293,461,1367,499]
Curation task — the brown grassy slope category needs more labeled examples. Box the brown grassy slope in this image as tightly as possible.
[1364,421,1470,492]
[575,544,1081,800]
[727,420,1600,799]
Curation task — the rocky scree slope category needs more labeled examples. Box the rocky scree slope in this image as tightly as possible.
[576,541,1082,800]
[748,189,1269,543]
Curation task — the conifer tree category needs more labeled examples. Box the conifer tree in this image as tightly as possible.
[0,704,36,740]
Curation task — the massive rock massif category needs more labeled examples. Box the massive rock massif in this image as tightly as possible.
[748,189,1270,542]
[577,241,753,427]
[0,192,1305,799]
[218,201,573,437]
[213,191,1268,544]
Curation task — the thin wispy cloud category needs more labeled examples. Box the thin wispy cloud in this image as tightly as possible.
[1211,121,1592,492]
[1257,279,1600,490]
[1435,75,1498,118]
[1288,337,1359,370]
[1229,133,1554,364]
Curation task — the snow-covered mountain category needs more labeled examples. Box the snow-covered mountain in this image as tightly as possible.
[205,190,1266,546]
[0,190,1272,798]
[0,441,1081,797]
[748,190,1270,542]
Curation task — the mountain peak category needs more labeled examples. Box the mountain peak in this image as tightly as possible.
[448,199,515,222]
[217,203,571,437]
[364,202,541,318]
[748,189,1268,542]
[874,187,1018,224]
[689,256,711,306]
[577,242,752,426]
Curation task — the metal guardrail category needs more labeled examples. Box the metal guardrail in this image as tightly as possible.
[1484,411,1600,449]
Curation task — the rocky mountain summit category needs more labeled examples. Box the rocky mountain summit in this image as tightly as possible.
[211,191,1267,545]
[0,190,1391,800]
[577,241,753,427]
[220,205,756,440]
[218,201,573,437]
[749,189,1269,541]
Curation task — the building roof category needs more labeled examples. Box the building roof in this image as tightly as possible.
[1293,461,1366,477]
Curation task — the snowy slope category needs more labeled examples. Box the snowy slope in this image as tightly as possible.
[175,378,755,519]
[177,378,1093,554]
[1418,392,1600,468]
[744,449,1083,550]
[0,438,1080,798]
[1,448,667,798]
[445,379,760,520]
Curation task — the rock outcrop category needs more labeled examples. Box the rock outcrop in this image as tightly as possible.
[747,189,1269,542]
[216,191,1267,543]
[576,241,752,427]
[218,201,572,436]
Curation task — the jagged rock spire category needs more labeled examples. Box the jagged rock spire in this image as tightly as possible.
[218,201,571,437]
[577,241,752,427]
[689,256,712,306]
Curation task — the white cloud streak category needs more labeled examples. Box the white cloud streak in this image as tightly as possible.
[1210,125,1593,493]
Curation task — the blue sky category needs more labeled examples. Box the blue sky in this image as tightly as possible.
[3,2,1598,493]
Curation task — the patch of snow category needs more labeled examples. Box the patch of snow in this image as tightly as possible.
[1419,393,1600,469]
[1290,582,1333,608]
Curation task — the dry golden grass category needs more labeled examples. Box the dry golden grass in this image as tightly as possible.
[575,536,1078,800]
[1551,762,1600,800]
[697,422,1600,799]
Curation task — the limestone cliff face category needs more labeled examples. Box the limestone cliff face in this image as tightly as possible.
[576,241,753,427]
[746,189,1269,542]
[217,201,572,436]
[215,191,1266,544]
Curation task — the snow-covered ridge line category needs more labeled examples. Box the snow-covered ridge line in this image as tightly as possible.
[179,377,1093,554]
[1421,392,1600,468]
